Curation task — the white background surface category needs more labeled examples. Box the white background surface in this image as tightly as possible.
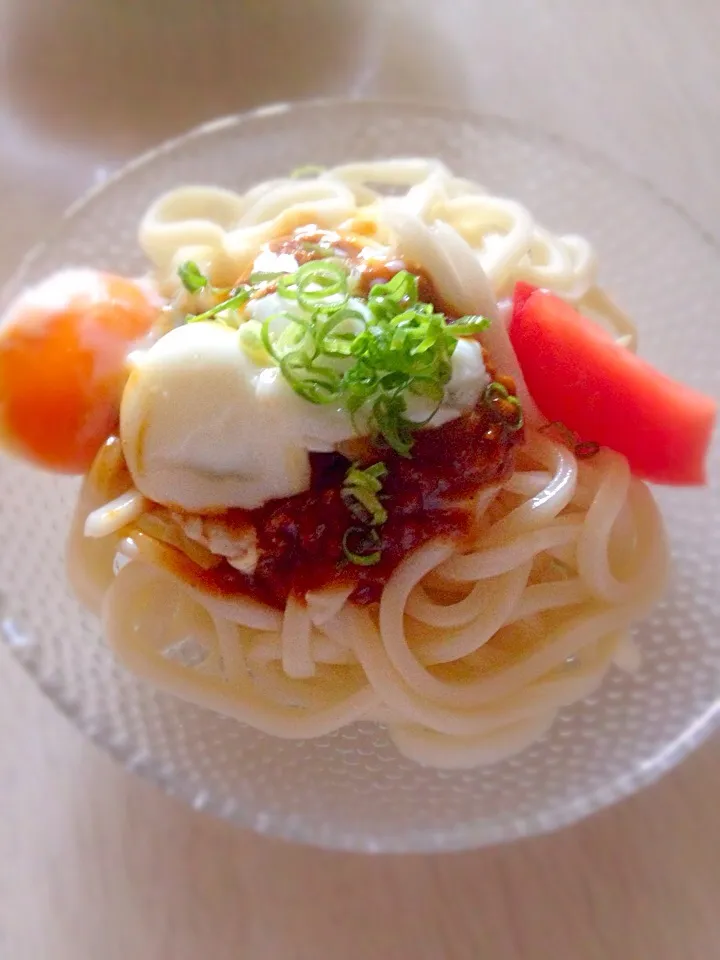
[1,1,719,957]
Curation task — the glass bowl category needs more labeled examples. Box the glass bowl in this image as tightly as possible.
[1,100,718,853]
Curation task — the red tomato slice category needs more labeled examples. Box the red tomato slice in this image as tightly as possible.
[509,283,716,485]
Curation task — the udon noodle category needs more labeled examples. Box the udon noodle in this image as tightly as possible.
[66,159,668,769]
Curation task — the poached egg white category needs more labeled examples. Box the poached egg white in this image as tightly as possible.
[121,252,490,513]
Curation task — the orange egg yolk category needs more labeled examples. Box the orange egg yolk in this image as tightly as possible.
[0,269,159,473]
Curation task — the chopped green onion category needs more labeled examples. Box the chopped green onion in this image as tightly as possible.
[341,462,388,565]
[372,393,415,458]
[317,305,367,356]
[280,359,341,404]
[238,320,269,365]
[256,262,498,456]
[448,316,491,337]
[187,286,250,323]
[342,527,382,566]
[361,462,386,480]
[484,381,510,403]
[249,271,284,284]
[260,313,303,363]
[342,462,388,525]
[483,381,524,431]
[278,260,349,311]
[504,396,524,431]
[368,270,418,318]
[178,260,209,294]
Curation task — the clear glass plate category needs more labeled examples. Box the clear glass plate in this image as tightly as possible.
[1,100,718,853]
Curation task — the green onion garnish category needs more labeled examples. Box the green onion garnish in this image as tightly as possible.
[255,261,500,456]
[342,527,382,566]
[182,254,504,454]
[341,462,389,566]
[187,286,251,324]
[277,260,349,311]
[178,260,209,294]
[342,462,388,526]
[483,381,524,432]
[237,320,268,364]
[448,316,491,337]
[249,271,283,284]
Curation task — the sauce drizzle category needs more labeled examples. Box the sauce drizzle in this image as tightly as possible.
[127,231,523,608]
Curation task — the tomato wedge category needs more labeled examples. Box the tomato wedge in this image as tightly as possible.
[509,283,716,484]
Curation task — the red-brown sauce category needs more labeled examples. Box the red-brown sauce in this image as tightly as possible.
[190,408,520,609]
[262,228,461,319]
[136,231,523,609]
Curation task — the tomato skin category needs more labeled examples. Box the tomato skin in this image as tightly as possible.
[509,283,716,485]
[0,270,158,473]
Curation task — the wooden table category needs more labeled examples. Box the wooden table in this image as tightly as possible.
[1,1,718,956]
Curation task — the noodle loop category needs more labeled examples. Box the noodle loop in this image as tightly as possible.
[64,159,668,768]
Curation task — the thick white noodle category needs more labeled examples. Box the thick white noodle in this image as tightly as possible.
[74,426,668,768]
[84,489,148,539]
[103,561,379,737]
[280,594,315,679]
[139,157,634,358]
[67,160,666,769]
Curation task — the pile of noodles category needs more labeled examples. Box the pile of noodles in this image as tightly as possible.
[67,160,667,768]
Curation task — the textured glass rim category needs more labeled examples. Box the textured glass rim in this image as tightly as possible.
[2,98,718,853]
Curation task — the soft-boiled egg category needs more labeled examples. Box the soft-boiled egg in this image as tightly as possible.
[0,259,490,505]
[0,269,159,472]
[120,318,489,514]
[121,321,313,512]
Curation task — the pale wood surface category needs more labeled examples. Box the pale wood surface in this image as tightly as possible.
[1,1,719,957]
